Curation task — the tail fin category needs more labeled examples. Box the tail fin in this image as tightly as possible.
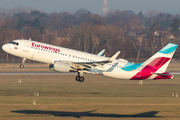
[131,43,178,80]
[143,43,178,72]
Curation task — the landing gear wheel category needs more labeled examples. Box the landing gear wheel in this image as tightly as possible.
[20,64,24,68]
[75,76,85,82]
[76,76,80,81]
[76,71,84,82]
[79,77,84,82]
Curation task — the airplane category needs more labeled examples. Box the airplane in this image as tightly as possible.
[2,39,178,82]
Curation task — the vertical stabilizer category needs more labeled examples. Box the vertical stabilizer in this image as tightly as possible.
[143,43,178,72]
[131,43,178,80]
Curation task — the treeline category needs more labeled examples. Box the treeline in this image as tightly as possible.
[1,9,180,61]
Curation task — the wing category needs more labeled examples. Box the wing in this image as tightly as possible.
[66,51,120,71]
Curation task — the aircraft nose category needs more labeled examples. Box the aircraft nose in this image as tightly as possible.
[2,44,8,52]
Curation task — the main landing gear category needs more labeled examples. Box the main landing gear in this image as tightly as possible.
[20,58,26,69]
[75,71,85,82]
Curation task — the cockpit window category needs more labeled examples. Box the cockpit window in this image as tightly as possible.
[10,42,19,46]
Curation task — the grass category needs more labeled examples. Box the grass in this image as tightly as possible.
[0,63,180,119]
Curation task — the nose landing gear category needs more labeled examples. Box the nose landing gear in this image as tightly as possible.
[20,64,24,68]
[20,58,26,69]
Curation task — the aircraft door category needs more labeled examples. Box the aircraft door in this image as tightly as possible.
[23,41,31,52]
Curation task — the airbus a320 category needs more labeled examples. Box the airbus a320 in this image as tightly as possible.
[2,39,178,82]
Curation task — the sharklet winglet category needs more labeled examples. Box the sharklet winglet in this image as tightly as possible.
[97,49,105,56]
[108,51,120,62]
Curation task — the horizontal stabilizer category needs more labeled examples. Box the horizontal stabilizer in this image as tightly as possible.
[153,72,173,77]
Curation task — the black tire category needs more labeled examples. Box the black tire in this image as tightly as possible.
[79,77,84,82]
[20,64,24,69]
[75,76,80,81]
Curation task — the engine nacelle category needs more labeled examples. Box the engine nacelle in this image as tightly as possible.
[49,61,70,72]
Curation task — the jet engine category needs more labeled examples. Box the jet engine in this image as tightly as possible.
[49,61,70,72]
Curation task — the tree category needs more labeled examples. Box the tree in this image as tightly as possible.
[16,16,25,31]
[138,11,143,19]
[128,15,142,33]
[132,34,145,61]
[138,11,147,26]
[170,17,180,38]
[146,23,164,55]
[22,26,41,41]
[31,18,41,28]
[73,9,91,25]
[160,14,172,29]
[86,14,105,26]
[0,25,21,59]
[70,23,92,52]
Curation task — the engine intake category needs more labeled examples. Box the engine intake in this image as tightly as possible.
[49,61,70,72]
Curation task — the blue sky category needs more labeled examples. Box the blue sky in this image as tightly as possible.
[0,0,180,14]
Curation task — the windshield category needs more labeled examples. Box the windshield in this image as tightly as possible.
[10,42,19,46]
